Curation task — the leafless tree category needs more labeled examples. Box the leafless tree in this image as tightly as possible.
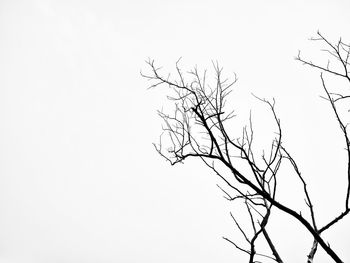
[142,32,350,263]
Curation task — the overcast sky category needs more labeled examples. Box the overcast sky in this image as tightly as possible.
[1,1,350,262]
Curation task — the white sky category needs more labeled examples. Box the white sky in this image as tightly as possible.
[0,0,350,262]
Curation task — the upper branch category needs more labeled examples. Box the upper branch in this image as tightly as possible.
[297,33,350,235]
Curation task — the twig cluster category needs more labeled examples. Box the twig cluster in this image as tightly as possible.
[143,32,350,263]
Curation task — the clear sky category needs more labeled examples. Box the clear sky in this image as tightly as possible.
[0,0,350,262]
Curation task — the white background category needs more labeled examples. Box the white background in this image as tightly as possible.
[1,0,350,262]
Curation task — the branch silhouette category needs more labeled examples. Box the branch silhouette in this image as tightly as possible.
[144,32,350,263]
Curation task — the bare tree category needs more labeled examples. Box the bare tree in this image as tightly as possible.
[142,32,350,263]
